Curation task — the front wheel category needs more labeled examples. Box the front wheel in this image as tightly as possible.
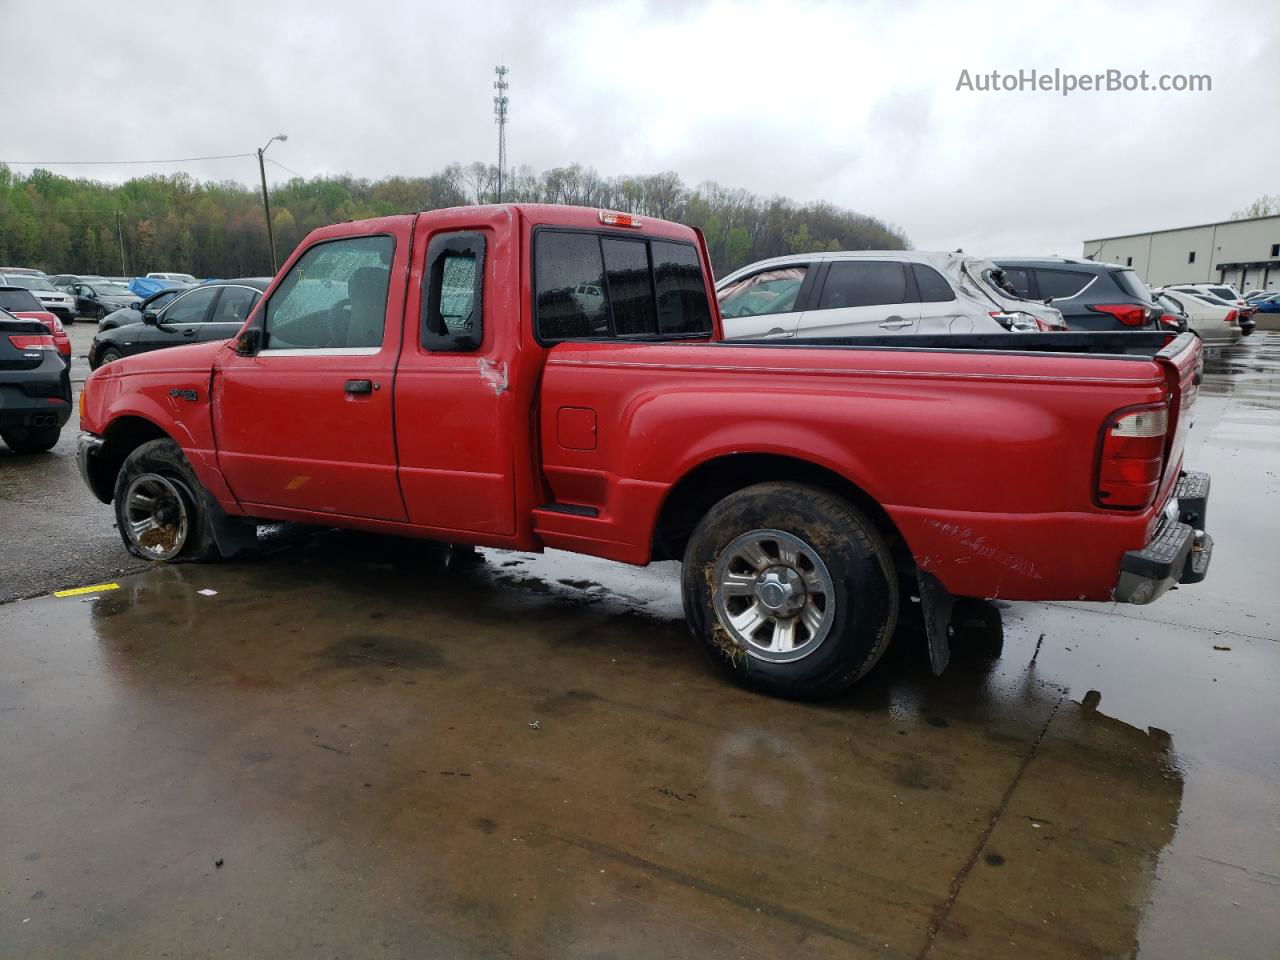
[113,438,221,562]
[681,482,898,699]
[97,347,123,367]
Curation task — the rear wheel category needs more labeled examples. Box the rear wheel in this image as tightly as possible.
[113,439,220,562]
[1,425,61,454]
[681,482,898,698]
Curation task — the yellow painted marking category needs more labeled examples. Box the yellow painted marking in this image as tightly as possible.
[53,582,120,598]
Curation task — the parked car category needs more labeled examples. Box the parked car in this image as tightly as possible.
[88,278,268,368]
[77,205,1212,699]
[0,273,78,324]
[49,274,105,294]
[0,287,71,361]
[1166,283,1255,335]
[0,308,72,453]
[68,279,139,320]
[993,258,1162,330]
[146,271,199,285]
[0,266,48,279]
[1253,292,1280,314]
[1243,289,1276,302]
[1151,288,1242,346]
[715,251,1065,339]
[1152,292,1190,334]
[98,285,193,331]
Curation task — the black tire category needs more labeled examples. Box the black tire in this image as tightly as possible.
[681,482,898,699]
[94,305,106,321]
[112,438,221,563]
[97,347,123,367]
[1,425,61,454]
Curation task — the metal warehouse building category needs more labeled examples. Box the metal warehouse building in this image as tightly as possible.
[1082,214,1280,293]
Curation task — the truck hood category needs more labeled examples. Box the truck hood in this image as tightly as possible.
[95,338,228,377]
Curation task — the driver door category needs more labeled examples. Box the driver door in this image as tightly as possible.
[142,285,219,352]
[213,224,411,521]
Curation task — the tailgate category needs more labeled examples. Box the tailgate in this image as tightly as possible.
[0,315,50,372]
[1156,332,1202,486]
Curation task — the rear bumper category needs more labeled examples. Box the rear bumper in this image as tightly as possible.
[0,385,72,430]
[1114,471,1213,604]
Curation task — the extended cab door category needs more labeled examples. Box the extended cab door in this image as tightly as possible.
[716,263,815,339]
[392,211,517,535]
[212,224,410,521]
[798,260,920,336]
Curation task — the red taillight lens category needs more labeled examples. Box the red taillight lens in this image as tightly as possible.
[1225,310,1238,325]
[8,334,58,351]
[1088,303,1148,327]
[1096,404,1169,509]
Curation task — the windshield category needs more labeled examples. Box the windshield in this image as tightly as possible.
[95,283,133,296]
[5,275,57,291]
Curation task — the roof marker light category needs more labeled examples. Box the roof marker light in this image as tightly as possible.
[599,210,643,228]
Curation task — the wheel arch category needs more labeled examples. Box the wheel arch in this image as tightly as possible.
[87,415,173,503]
[651,453,912,572]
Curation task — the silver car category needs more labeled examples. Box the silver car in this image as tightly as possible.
[715,251,1066,339]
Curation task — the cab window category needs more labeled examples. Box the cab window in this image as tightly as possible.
[264,235,394,351]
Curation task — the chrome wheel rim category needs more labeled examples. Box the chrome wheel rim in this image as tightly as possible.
[122,473,189,561]
[712,529,836,663]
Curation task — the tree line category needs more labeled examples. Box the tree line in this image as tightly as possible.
[0,161,908,280]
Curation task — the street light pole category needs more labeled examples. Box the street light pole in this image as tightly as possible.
[257,134,288,274]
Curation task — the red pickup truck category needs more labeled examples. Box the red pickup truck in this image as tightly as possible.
[77,205,1213,697]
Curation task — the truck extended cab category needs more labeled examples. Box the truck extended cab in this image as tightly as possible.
[77,205,1212,697]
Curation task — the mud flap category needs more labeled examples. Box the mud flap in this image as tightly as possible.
[199,487,258,559]
[916,571,953,675]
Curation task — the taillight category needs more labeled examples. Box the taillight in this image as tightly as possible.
[1225,310,1237,325]
[8,334,58,352]
[1096,404,1169,509]
[989,311,1049,331]
[1088,303,1148,327]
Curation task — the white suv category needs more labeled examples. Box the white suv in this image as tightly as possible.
[715,251,1065,339]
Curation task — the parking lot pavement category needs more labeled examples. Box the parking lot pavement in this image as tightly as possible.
[0,334,1277,959]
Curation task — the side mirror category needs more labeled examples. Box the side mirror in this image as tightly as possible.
[142,310,159,326]
[234,327,262,356]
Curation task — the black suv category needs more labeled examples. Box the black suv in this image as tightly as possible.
[0,308,72,454]
[993,258,1161,331]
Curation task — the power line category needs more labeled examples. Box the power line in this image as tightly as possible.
[265,157,306,179]
[0,152,255,166]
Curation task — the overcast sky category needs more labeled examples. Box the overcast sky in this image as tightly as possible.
[6,0,1278,255]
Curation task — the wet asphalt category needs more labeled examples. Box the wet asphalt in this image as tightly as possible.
[0,328,1277,958]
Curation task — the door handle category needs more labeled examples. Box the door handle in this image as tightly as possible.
[182,329,196,337]
[879,318,913,329]
[344,379,374,395]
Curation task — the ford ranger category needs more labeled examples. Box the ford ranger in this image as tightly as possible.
[77,205,1212,697]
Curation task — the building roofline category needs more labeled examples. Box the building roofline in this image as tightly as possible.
[1083,212,1280,244]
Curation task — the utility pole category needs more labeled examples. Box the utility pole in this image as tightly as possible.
[116,210,127,275]
[258,134,288,273]
[493,65,509,203]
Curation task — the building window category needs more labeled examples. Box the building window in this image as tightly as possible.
[1271,243,1279,257]
[1188,251,1196,264]
[1126,256,1133,266]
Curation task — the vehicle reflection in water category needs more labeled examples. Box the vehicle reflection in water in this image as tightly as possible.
[69,530,1186,958]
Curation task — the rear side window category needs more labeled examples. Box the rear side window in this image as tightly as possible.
[1207,286,1237,300]
[535,230,711,342]
[1035,269,1091,300]
[423,231,485,352]
[912,264,955,303]
[1113,269,1152,302]
[817,261,908,309]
